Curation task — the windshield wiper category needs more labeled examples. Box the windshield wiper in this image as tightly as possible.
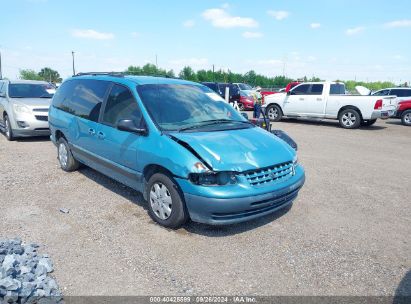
[178,119,252,132]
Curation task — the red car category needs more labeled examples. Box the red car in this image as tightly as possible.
[238,91,255,110]
[395,99,411,126]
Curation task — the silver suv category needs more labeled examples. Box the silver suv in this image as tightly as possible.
[0,80,54,140]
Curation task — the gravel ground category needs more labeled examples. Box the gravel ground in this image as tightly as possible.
[0,118,410,297]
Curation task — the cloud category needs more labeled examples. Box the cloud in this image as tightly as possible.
[384,19,411,28]
[345,27,364,36]
[310,23,321,29]
[202,8,258,28]
[131,32,139,38]
[71,29,114,40]
[182,20,195,28]
[267,10,289,21]
[242,31,263,39]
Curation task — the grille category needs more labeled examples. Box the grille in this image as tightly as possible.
[32,108,49,112]
[35,115,48,121]
[243,161,294,186]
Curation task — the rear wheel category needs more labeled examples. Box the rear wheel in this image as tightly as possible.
[57,137,80,172]
[3,114,14,141]
[266,104,282,122]
[147,173,188,229]
[401,110,411,126]
[361,119,377,127]
[339,108,361,129]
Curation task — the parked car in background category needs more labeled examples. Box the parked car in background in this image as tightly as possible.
[394,99,411,126]
[202,82,247,109]
[49,73,305,228]
[262,82,396,129]
[372,88,411,102]
[0,79,53,140]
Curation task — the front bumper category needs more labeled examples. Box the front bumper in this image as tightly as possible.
[10,111,50,137]
[177,165,305,225]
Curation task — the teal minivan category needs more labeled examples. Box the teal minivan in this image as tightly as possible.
[49,73,305,228]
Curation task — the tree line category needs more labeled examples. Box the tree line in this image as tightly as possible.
[19,64,397,91]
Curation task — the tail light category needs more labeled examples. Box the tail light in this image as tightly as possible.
[374,99,383,110]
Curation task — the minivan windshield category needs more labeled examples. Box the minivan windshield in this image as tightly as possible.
[9,83,54,98]
[137,84,251,132]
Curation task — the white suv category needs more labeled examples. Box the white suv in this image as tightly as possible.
[0,80,54,140]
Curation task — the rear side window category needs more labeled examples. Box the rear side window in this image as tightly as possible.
[53,79,110,122]
[102,84,142,126]
[330,84,346,95]
[391,89,411,97]
[372,89,390,96]
[310,84,323,95]
[291,84,310,95]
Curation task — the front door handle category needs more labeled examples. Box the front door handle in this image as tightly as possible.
[299,98,304,101]
[317,98,323,101]
[97,131,105,140]
[88,128,95,135]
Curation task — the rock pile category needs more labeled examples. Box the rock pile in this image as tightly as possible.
[0,238,62,303]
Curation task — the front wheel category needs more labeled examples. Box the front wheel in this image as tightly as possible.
[3,114,14,141]
[266,104,282,122]
[147,173,188,229]
[238,102,245,111]
[339,109,361,129]
[361,119,377,127]
[401,110,411,126]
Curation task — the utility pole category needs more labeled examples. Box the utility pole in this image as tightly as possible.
[0,51,2,79]
[71,51,76,75]
[212,64,215,82]
[155,54,158,70]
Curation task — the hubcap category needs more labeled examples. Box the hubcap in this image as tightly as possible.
[268,107,278,119]
[150,182,172,220]
[342,112,356,127]
[405,113,411,124]
[58,143,68,168]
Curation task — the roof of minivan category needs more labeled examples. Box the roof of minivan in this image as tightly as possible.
[71,75,198,86]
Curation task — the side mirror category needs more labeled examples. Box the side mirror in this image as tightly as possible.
[240,113,248,120]
[0,93,5,98]
[117,119,147,135]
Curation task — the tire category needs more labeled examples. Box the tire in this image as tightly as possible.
[238,103,245,111]
[338,108,361,129]
[146,173,188,229]
[3,114,14,141]
[361,119,377,127]
[57,137,80,172]
[266,104,282,122]
[401,110,411,126]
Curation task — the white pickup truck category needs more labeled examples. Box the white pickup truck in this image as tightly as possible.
[262,82,396,129]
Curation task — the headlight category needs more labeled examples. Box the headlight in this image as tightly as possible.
[189,171,237,186]
[13,104,31,114]
[292,156,298,175]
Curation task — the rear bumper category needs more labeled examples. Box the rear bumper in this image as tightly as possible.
[371,110,392,120]
[180,166,305,225]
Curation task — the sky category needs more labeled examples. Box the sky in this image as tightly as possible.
[0,0,410,83]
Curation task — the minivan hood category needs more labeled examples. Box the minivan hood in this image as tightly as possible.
[170,127,295,172]
[10,98,52,108]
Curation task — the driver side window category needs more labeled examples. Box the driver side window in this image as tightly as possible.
[291,84,310,95]
[102,84,142,127]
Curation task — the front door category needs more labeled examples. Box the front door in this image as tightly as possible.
[95,83,143,190]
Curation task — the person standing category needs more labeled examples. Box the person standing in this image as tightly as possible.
[253,86,263,118]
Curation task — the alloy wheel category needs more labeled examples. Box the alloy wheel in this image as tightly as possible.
[268,107,278,120]
[342,112,356,127]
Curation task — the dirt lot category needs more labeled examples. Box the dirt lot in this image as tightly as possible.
[0,118,410,296]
